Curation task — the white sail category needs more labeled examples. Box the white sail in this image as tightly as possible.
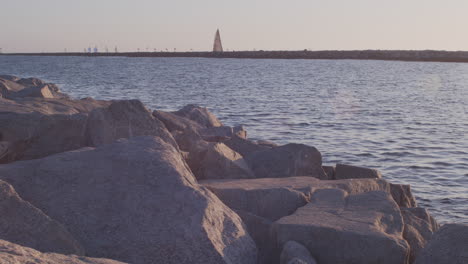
[213,29,223,52]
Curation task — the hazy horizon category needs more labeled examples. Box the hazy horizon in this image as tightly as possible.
[1,0,468,53]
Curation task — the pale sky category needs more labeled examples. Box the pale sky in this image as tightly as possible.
[1,0,468,53]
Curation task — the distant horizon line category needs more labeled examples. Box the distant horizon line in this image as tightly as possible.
[2,48,468,54]
[3,49,468,64]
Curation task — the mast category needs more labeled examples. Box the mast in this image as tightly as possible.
[213,29,223,52]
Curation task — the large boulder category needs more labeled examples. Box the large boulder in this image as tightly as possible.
[199,125,247,142]
[401,207,439,263]
[194,142,255,180]
[414,223,467,264]
[0,136,257,264]
[153,109,203,133]
[0,180,83,255]
[86,100,177,148]
[0,96,111,163]
[173,104,223,127]
[273,190,410,264]
[335,163,382,179]
[280,241,317,264]
[0,239,125,264]
[245,143,326,179]
[0,76,68,99]
[224,136,271,157]
[202,177,417,222]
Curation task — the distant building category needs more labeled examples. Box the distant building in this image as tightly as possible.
[213,29,223,52]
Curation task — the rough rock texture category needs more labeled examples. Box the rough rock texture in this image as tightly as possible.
[195,142,255,180]
[202,177,417,221]
[0,136,257,264]
[274,190,410,264]
[335,163,382,179]
[199,125,247,142]
[0,180,83,255]
[86,100,177,148]
[414,223,467,264]
[173,104,223,127]
[153,110,203,133]
[401,207,439,263]
[224,136,271,157]
[0,239,126,264]
[280,241,317,264]
[0,96,111,163]
[0,76,68,99]
[390,183,417,208]
[245,143,326,179]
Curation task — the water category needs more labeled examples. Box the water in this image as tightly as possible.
[1,55,467,224]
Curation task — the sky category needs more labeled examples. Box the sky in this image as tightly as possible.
[1,0,468,53]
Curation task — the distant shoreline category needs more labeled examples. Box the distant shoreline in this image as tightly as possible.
[2,50,468,63]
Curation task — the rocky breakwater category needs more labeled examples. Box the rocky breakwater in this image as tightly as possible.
[0,75,465,264]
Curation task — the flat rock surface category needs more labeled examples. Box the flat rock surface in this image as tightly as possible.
[0,136,257,264]
[274,190,410,264]
[202,177,415,221]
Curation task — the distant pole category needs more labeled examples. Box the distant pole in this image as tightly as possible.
[115,46,118,53]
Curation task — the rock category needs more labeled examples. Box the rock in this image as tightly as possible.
[273,190,410,264]
[0,78,23,97]
[280,241,317,264]
[0,75,20,81]
[199,125,247,142]
[322,165,335,179]
[245,143,326,179]
[194,142,255,180]
[0,96,112,163]
[0,76,68,99]
[390,183,417,207]
[0,239,126,264]
[202,177,410,221]
[224,136,271,157]
[10,85,55,99]
[414,223,468,264]
[173,104,223,127]
[86,100,177,148]
[401,208,439,263]
[335,163,382,179]
[153,110,203,133]
[0,136,257,264]
[0,180,83,255]
[0,112,89,163]
[256,140,278,148]
[235,210,277,264]
[16,77,47,87]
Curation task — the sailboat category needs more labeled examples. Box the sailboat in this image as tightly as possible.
[213,29,223,52]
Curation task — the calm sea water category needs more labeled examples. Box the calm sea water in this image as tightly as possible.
[1,55,467,224]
